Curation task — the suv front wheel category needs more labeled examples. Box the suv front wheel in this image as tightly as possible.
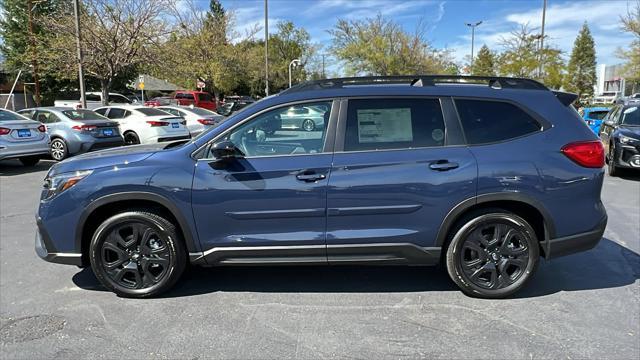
[89,210,186,298]
[445,210,539,298]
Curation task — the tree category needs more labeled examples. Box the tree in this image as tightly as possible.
[471,45,497,76]
[617,1,640,93]
[329,14,454,76]
[564,22,597,99]
[41,0,170,105]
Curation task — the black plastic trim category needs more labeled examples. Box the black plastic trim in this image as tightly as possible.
[327,243,441,265]
[541,215,607,259]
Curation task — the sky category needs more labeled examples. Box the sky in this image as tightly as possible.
[215,0,636,73]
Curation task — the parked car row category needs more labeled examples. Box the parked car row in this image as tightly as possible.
[0,103,230,166]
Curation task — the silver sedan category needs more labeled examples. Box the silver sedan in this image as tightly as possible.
[0,109,50,166]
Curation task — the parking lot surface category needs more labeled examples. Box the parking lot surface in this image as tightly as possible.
[1,159,639,359]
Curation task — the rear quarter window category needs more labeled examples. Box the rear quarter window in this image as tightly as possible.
[455,99,542,145]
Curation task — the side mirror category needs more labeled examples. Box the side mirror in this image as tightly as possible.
[604,120,615,127]
[211,140,243,160]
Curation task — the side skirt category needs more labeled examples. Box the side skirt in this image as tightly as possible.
[189,243,441,266]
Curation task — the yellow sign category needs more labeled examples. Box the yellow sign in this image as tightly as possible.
[138,82,145,90]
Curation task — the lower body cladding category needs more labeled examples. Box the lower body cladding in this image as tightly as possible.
[74,138,125,154]
[615,144,640,168]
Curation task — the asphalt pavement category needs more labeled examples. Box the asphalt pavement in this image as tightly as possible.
[1,159,639,359]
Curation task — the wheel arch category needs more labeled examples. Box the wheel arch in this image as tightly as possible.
[76,192,198,266]
[436,193,556,257]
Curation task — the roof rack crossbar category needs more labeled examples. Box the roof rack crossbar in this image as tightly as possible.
[282,75,548,94]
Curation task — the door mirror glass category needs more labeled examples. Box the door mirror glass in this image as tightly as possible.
[211,140,244,159]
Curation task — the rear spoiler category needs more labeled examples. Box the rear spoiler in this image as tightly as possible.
[553,91,578,106]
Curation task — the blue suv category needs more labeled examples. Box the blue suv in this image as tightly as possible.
[35,76,608,298]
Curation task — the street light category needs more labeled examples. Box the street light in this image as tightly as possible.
[465,21,483,72]
[289,59,301,88]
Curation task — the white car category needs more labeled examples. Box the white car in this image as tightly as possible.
[94,106,190,145]
[157,105,225,136]
[55,92,133,110]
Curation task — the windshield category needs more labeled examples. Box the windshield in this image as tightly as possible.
[621,107,640,126]
[0,109,29,121]
[62,109,108,121]
[136,107,170,116]
[589,111,609,120]
[189,107,217,116]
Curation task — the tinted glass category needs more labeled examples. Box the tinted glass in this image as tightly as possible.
[183,93,195,100]
[95,108,108,116]
[109,94,131,103]
[189,107,217,116]
[62,109,108,121]
[621,106,640,125]
[589,111,609,120]
[136,107,169,116]
[344,99,445,151]
[455,99,541,144]
[106,108,126,119]
[198,93,213,102]
[219,101,332,157]
[86,94,101,101]
[0,109,29,121]
[35,111,60,123]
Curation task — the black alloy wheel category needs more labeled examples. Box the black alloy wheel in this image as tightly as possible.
[302,119,316,132]
[123,131,140,145]
[446,210,539,298]
[89,210,186,297]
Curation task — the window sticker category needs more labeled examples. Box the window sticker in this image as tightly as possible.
[357,108,413,143]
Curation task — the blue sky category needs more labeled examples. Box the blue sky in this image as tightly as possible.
[215,0,636,73]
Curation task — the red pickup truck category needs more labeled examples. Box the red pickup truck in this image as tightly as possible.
[172,91,217,111]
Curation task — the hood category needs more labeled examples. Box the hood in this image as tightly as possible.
[49,143,166,175]
[618,126,640,138]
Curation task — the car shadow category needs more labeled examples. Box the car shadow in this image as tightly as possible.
[0,159,55,176]
[617,169,640,182]
[72,238,639,299]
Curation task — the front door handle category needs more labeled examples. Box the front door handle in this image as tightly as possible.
[296,170,326,182]
[429,160,459,171]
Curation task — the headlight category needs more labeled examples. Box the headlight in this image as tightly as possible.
[620,135,639,144]
[43,170,93,200]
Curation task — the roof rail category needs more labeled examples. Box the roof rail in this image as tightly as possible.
[282,75,549,94]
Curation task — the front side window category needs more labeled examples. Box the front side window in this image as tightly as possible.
[215,101,332,158]
[86,94,101,102]
[455,99,541,145]
[109,94,131,104]
[198,93,212,102]
[35,111,60,123]
[344,98,446,151]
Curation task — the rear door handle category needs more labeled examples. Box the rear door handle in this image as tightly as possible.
[429,160,459,171]
[296,170,326,182]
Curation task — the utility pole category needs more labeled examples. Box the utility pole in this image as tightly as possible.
[538,0,547,78]
[264,0,269,96]
[73,0,86,109]
[465,21,483,72]
[27,0,41,106]
[322,54,326,79]
[289,59,301,88]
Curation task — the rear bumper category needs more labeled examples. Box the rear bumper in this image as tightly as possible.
[35,216,83,266]
[0,141,50,160]
[541,215,607,259]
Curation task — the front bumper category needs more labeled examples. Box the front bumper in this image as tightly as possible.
[615,143,640,168]
[541,215,607,259]
[35,216,83,266]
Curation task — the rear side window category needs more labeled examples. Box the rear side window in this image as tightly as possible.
[455,99,541,145]
[106,108,127,119]
[344,99,446,151]
[197,93,212,102]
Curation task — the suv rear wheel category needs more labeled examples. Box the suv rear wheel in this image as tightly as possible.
[445,209,539,298]
[89,210,186,298]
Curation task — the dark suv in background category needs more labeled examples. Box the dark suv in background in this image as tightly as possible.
[35,76,607,298]
[599,103,640,176]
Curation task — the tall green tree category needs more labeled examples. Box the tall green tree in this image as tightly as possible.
[617,1,640,93]
[564,22,597,99]
[471,45,497,76]
[329,14,455,76]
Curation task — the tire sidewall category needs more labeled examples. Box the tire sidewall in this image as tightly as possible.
[446,212,540,298]
[89,212,184,297]
[124,131,140,145]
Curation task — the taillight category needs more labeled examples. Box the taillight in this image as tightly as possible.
[37,125,46,132]
[71,124,97,131]
[561,141,605,168]
[147,121,169,127]
[0,127,10,135]
[197,119,216,125]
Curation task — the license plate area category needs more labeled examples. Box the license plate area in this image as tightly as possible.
[102,129,114,136]
[172,123,179,128]
[17,129,31,138]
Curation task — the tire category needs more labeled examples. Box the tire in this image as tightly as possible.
[89,210,186,298]
[608,144,619,177]
[445,209,540,299]
[50,138,68,161]
[302,119,315,132]
[19,156,40,166]
[123,131,140,145]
